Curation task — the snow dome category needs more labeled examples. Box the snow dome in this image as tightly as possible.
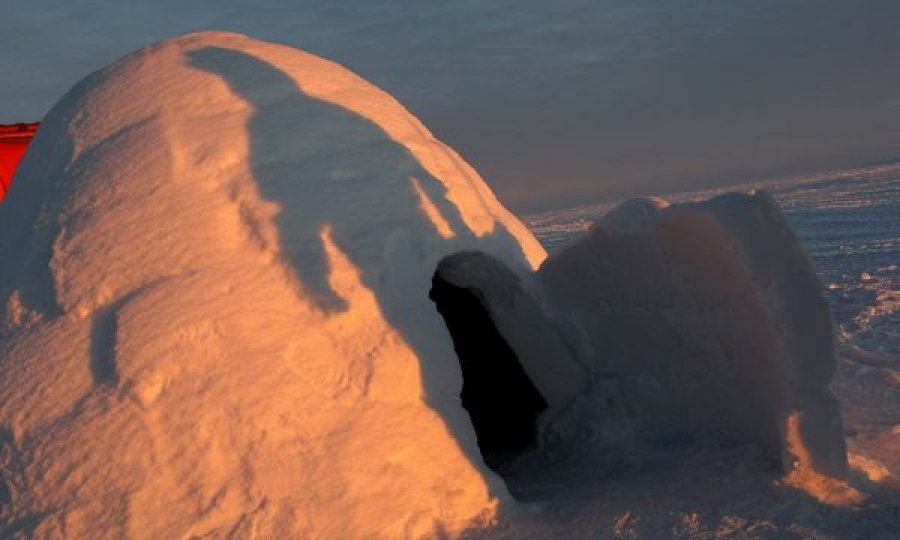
[0,31,557,538]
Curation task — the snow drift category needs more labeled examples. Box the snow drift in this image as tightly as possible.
[0,31,850,539]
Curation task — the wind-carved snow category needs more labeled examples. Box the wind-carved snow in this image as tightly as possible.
[0,31,875,540]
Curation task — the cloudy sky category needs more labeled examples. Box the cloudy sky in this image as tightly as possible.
[4,1,900,212]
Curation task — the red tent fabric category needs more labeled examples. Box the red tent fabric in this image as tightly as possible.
[0,123,39,203]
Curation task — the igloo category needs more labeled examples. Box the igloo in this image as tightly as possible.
[0,31,564,538]
[0,31,850,539]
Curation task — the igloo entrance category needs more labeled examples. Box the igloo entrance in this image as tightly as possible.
[429,256,548,470]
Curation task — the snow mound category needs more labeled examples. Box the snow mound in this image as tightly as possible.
[539,191,849,481]
[0,31,547,539]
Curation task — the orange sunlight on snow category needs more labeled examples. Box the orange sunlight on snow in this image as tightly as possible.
[781,412,864,506]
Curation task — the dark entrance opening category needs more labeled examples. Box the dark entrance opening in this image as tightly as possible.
[429,269,548,470]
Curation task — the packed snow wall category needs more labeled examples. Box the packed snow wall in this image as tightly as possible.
[0,31,555,539]
[539,193,849,478]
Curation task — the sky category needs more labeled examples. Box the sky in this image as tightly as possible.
[4,0,900,213]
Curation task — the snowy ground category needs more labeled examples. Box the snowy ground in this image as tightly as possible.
[463,165,900,539]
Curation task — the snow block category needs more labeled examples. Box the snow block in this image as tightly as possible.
[0,32,547,539]
[539,192,849,478]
